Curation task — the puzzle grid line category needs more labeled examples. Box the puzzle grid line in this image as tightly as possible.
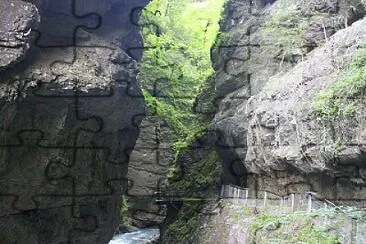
[0,0,363,242]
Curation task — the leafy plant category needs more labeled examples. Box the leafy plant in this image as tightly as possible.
[167,151,222,194]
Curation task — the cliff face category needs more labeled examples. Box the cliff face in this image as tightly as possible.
[243,18,366,198]
[185,1,366,242]
[212,0,366,198]
[127,115,174,228]
[0,0,146,243]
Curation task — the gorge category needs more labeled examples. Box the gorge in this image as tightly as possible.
[0,0,366,243]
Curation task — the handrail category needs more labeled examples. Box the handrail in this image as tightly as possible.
[155,184,366,217]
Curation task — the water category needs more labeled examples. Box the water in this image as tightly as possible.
[109,228,160,244]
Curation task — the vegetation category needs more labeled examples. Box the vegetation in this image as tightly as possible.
[232,205,253,221]
[120,195,131,225]
[164,151,222,241]
[249,205,366,243]
[140,0,226,156]
[164,201,203,241]
[167,151,222,194]
[139,1,227,239]
[314,45,366,118]
[261,0,339,62]
[252,210,342,243]
[261,0,309,60]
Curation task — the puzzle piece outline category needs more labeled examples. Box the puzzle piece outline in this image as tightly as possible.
[4,0,358,243]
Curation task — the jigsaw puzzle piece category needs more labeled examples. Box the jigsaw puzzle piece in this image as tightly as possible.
[124,118,174,227]
[0,130,76,213]
[124,176,168,228]
[126,146,171,195]
[116,79,145,99]
[32,0,102,48]
[126,119,173,198]
[10,79,143,148]
[210,24,259,107]
[41,150,132,244]
[0,202,100,244]
[0,120,136,213]
[29,0,137,74]
[39,145,128,198]
[3,89,103,148]
[123,6,162,61]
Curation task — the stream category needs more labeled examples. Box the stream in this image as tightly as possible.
[109,228,160,244]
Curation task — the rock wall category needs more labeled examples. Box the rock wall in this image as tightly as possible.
[212,0,366,198]
[0,0,147,243]
[212,0,344,185]
[244,18,366,199]
[23,0,150,60]
[127,116,174,228]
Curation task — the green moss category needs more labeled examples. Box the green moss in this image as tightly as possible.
[333,138,345,153]
[252,214,285,232]
[314,45,366,118]
[212,31,229,49]
[140,0,227,155]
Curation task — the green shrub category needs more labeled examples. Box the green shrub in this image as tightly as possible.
[296,222,341,244]
[261,0,340,61]
[314,45,366,118]
[252,214,284,232]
